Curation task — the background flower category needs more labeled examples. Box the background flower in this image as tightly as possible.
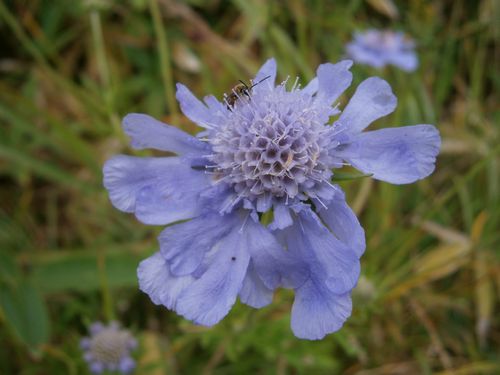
[346,29,418,71]
[81,322,137,374]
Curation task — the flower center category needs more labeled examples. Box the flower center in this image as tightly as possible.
[209,85,332,207]
[90,328,132,364]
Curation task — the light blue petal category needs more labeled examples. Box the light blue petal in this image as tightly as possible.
[239,262,273,308]
[203,95,226,114]
[289,209,360,294]
[103,155,177,213]
[389,51,418,72]
[103,155,210,224]
[134,183,201,225]
[137,252,195,309]
[176,83,218,129]
[346,43,386,68]
[122,113,210,155]
[301,77,318,96]
[316,60,353,106]
[337,124,441,184]
[80,338,90,350]
[246,218,308,290]
[90,362,104,374]
[269,203,293,230]
[256,193,272,212]
[175,227,251,326]
[252,58,277,94]
[291,280,352,340]
[198,184,235,213]
[338,77,397,135]
[90,322,104,335]
[317,189,366,258]
[118,357,135,374]
[159,213,236,276]
[307,180,337,203]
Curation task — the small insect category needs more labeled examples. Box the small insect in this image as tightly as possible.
[225,75,271,110]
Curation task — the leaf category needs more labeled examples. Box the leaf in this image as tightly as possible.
[386,243,471,299]
[414,243,471,277]
[0,145,96,193]
[0,281,50,351]
[0,251,19,287]
[28,248,146,293]
[332,171,373,182]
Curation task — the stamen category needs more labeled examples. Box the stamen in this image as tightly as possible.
[314,196,328,209]
[238,211,251,233]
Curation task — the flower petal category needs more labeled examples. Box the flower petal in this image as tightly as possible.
[122,113,210,155]
[252,58,277,94]
[246,218,308,290]
[203,95,226,114]
[338,77,397,134]
[302,77,318,96]
[103,155,176,213]
[288,209,360,294]
[134,184,200,225]
[90,362,105,374]
[315,60,353,106]
[159,213,236,276]
[337,124,441,184]
[317,189,366,258]
[103,155,209,224]
[269,203,293,230]
[291,280,352,340]
[389,51,418,72]
[346,43,385,68]
[175,227,251,326]
[176,83,218,129]
[119,357,135,374]
[239,261,273,308]
[137,252,195,309]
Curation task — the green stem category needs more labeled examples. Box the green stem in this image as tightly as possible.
[97,248,115,322]
[89,10,121,135]
[150,0,179,123]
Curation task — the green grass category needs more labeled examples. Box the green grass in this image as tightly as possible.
[0,0,499,374]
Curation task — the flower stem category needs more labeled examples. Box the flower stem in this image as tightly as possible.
[149,0,179,123]
[97,248,115,322]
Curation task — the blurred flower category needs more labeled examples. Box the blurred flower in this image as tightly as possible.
[81,322,137,374]
[103,58,440,339]
[346,29,418,71]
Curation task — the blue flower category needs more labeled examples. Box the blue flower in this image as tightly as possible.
[81,321,137,374]
[346,29,418,71]
[103,59,440,340]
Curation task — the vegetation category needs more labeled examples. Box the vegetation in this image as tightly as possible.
[0,0,498,373]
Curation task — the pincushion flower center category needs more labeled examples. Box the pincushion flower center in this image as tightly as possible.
[210,85,330,202]
[90,329,131,364]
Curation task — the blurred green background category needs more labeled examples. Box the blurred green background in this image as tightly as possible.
[0,0,498,374]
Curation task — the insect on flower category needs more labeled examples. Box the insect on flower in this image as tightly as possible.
[224,75,271,110]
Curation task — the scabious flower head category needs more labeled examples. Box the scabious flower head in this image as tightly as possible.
[346,29,418,71]
[103,58,440,339]
[81,322,137,374]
